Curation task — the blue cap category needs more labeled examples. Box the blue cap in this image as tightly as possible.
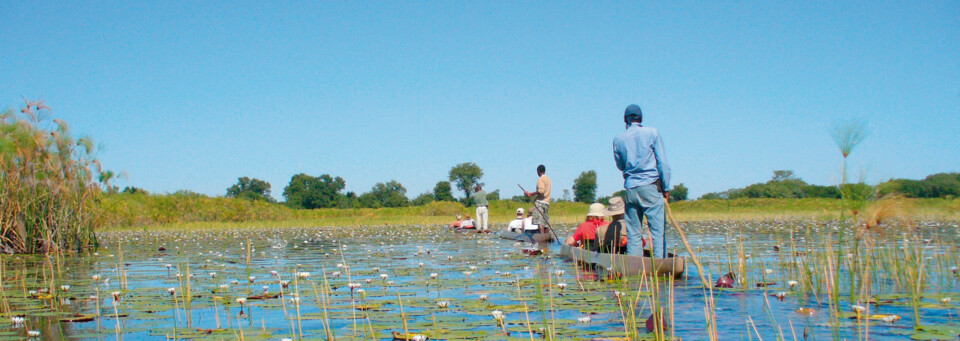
[624,104,642,120]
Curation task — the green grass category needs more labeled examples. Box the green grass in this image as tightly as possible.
[99,194,960,231]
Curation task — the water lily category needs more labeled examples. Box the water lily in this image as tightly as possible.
[492,310,505,322]
[209,272,217,278]
[167,288,176,295]
[380,274,388,280]
[942,297,952,304]
[469,265,477,271]
[462,271,473,277]
[60,285,70,292]
[297,272,310,279]
[111,291,122,301]
[557,283,568,292]
[27,330,40,337]
[479,294,488,302]
[613,291,624,299]
[91,274,101,281]
[554,269,565,278]
[248,276,256,283]
[775,292,787,301]
[881,314,901,323]
[11,316,24,327]
[280,280,290,288]
[331,271,341,278]
[373,267,380,272]
[430,273,438,279]
[236,297,247,305]
[787,280,798,289]
[270,270,279,277]
[436,300,449,308]
[418,262,424,268]
[577,315,592,323]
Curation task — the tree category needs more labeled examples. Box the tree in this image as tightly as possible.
[448,163,483,199]
[671,183,688,201]
[411,192,434,206]
[772,170,797,182]
[363,180,409,208]
[433,181,455,202]
[226,177,274,202]
[572,170,598,203]
[486,189,500,202]
[283,173,346,209]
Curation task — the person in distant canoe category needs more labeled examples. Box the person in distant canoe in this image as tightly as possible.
[507,208,525,232]
[460,214,476,229]
[564,203,608,250]
[523,164,552,233]
[473,184,489,231]
[448,214,463,229]
[596,196,639,254]
[613,104,671,258]
[522,208,540,237]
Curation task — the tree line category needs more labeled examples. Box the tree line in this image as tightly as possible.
[214,162,679,209]
[699,170,960,200]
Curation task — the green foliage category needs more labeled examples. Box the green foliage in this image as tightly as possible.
[411,192,434,206]
[282,173,346,209]
[698,170,841,200]
[121,186,149,195]
[878,173,960,198]
[572,170,597,203]
[433,181,455,202]
[226,177,274,202]
[448,162,483,199]
[359,180,409,208]
[486,189,500,201]
[0,101,103,253]
[671,183,689,201]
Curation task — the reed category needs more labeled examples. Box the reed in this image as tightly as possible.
[1,101,103,254]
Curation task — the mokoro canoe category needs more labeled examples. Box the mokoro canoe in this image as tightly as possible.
[497,230,553,243]
[559,243,685,278]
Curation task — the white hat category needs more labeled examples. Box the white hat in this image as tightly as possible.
[516,208,524,215]
[587,203,605,217]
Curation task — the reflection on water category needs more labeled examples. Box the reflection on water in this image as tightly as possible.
[0,220,957,340]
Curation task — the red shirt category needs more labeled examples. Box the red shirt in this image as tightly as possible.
[572,218,608,244]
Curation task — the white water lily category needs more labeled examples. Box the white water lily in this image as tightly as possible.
[270,270,279,277]
[331,271,341,278]
[577,315,592,323]
[554,269,565,277]
[851,304,865,313]
[27,330,40,337]
[248,276,256,283]
[418,262,424,268]
[436,301,449,308]
[373,267,380,272]
[492,310,505,322]
[380,274,389,280]
[167,288,176,295]
[111,291,122,300]
[209,272,217,278]
[942,297,952,304]
[613,291,624,299]
[775,292,787,301]
[479,294,488,302]
[881,314,901,323]
[236,297,247,305]
[787,280,798,288]
[469,265,477,271]
[430,273,438,279]
[462,271,473,277]
[60,285,71,292]
[11,316,24,327]
[91,274,101,281]
[297,272,310,279]
[557,283,568,292]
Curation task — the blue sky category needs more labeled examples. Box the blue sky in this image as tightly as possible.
[2,1,958,200]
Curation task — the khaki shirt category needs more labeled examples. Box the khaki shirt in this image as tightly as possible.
[536,175,552,203]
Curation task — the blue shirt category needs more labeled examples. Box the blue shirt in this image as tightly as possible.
[613,123,671,191]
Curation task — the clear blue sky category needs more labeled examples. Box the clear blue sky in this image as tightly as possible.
[3,1,958,200]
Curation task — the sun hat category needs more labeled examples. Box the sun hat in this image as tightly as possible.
[587,203,605,217]
[604,197,626,216]
[624,104,642,121]
[516,208,524,216]
[456,214,462,219]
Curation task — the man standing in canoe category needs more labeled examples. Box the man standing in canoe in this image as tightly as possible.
[523,164,551,233]
[613,104,672,259]
[473,184,489,231]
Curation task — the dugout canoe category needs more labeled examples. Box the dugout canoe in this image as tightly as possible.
[497,230,554,243]
[559,243,685,278]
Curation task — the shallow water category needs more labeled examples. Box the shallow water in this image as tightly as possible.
[1,220,958,340]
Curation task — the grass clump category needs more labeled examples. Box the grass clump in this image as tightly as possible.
[0,100,104,253]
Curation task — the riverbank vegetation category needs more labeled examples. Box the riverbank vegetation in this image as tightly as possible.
[0,101,107,253]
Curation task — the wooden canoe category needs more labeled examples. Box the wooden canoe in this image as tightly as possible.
[497,230,554,243]
[559,243,685,278]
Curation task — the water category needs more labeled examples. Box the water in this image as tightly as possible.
[1,220,958,340]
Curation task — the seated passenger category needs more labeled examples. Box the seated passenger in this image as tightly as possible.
[564,203,608,250]
[448,214,463,229]
[507,208,525,232]
[460,214,476,229]
[522,208,540,237]
[597,197,644,254]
